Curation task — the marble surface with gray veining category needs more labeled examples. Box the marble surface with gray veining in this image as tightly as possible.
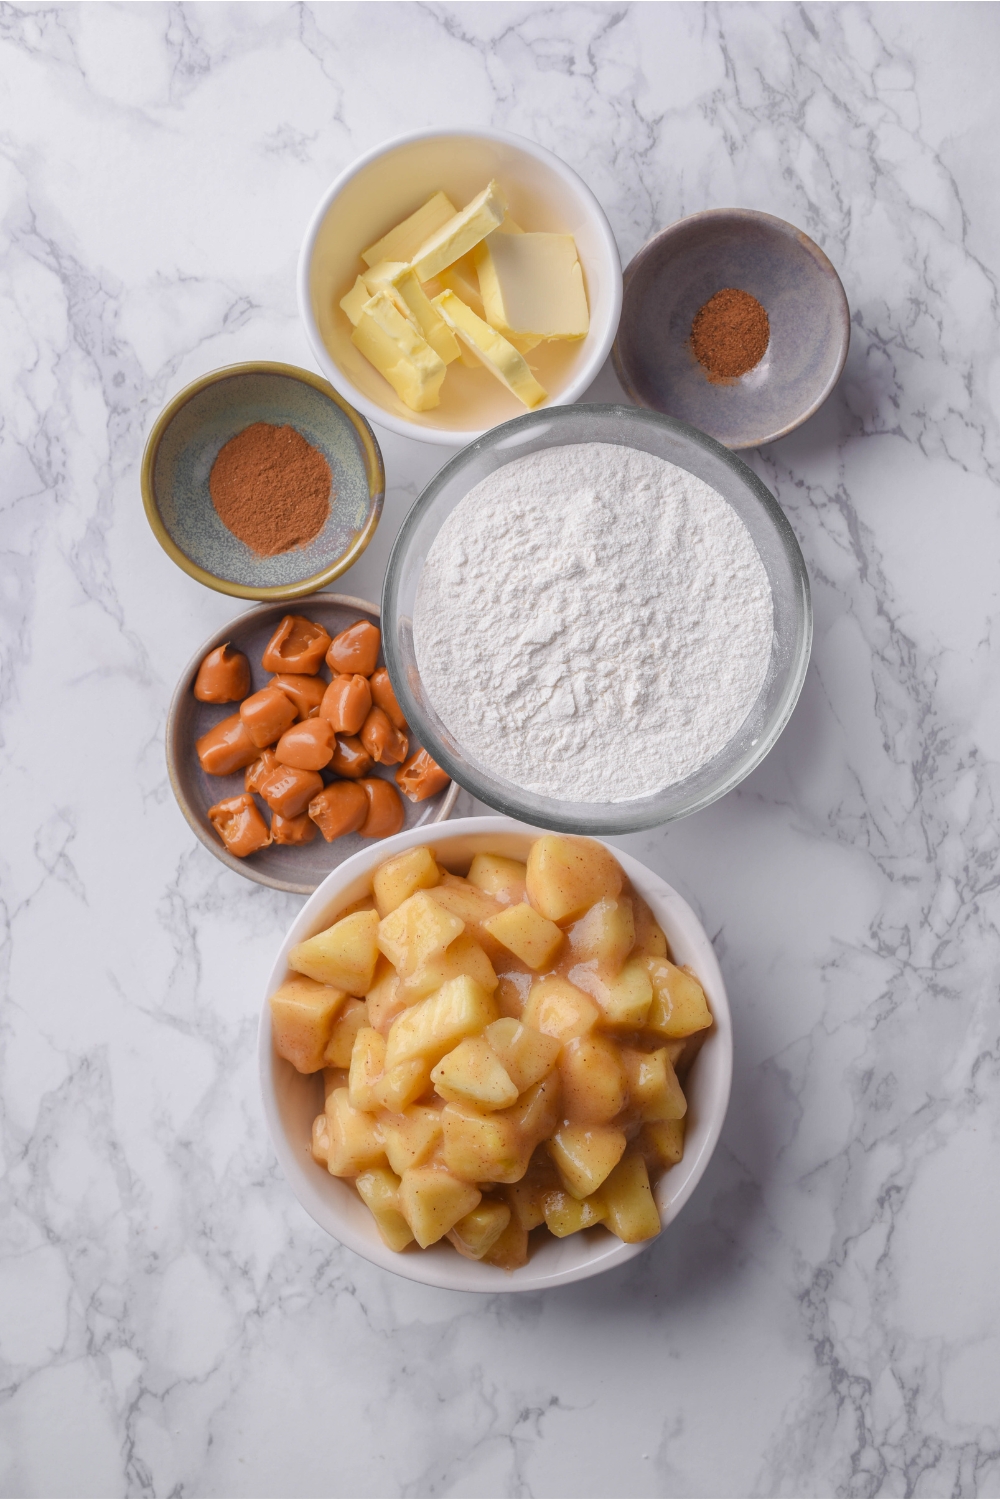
[2,3,999,1495]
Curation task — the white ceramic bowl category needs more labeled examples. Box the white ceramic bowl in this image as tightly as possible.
[297,129,623,446]
[259,816,732,1292]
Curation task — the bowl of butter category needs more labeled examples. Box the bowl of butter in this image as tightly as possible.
[298,128,623,446]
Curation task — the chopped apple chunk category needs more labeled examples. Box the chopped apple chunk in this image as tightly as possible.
[289,909,381,995]
[483,902,564,970]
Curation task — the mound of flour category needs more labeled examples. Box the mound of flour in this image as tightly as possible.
[413,442,773,803]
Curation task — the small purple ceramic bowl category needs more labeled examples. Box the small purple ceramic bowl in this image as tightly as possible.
[613,208,850,449]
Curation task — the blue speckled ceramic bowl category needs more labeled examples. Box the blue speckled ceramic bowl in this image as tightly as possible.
[613,209,850,449]
[141,362,384,600]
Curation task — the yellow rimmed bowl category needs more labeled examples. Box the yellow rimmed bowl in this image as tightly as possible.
[141,362,385,601]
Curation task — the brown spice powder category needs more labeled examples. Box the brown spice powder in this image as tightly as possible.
[209,422,332,557]
[690,288,770,382]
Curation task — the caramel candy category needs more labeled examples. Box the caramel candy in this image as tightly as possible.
[207,793,272,857]
[245,748,278,795]
[395,747,451,803]
[320,674,371,735]
[275,717,336,771]
[359,777,405,839]
[240,686,298,748]
[259,764,324,819]
[360,706,408,765]
[369,667,407,731]
[271,811,318,846]
[330,735,373,780]
[196,713,259,776]
[194,643,251,704]
[268,673,327,720]
[261,615,332,675]
[326,619,380,677]
[308,781,368,841]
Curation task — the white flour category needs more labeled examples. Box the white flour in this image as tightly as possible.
[413,442,773,803]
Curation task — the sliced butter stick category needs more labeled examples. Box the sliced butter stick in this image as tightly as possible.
[437,255,538,358]
[362,191,457,269]
[411,180,508,283]
[476,231,590,341]
[431,289,547,409]
[351,291,447,412]
[363,262,459,365]
[340,275,373,326]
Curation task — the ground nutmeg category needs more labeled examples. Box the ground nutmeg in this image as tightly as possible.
[690,288,770,382]
[209,422,332,557]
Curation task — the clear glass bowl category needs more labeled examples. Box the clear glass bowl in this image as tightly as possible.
[382,404,812,834]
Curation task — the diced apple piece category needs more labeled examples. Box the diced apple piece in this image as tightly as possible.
[483,902,564,971]
[503,1149,560,1229]
[373,1057,431,1112]
[398,1165,481,1248]
[355,1166,415,1251]
[385,974,497,1071]
[567,897,635,971]
[548,1123,627,1199]
[525,835,623,922]
[446,1200,512,1260]
[633,894,669,958]
[381,1104,443,1175]
[484,1017,561,1093]
[429,875,503,927]
[571,956,653,1027]
[372,845,440,917]
[639,1118,686,1170]
[467,853,527,906]
[522,976,600,1041]
[602,1152,661,1242]
[311,1112,331,1166]
[542,1188,607,1237]
[620,1046,686,1121]
[377,890,464,977]
[482,1216,529,1270]
[559,1035,627,1123]
[643,958,713,1038]
[441,1103,526,1184]
[365,956,407,1036]
[323,997,369,1067]
[326,1088,386,1176]
[400,933,498,1003]
[431,1037,518,1111]
[289,909,381,994]
[509,1073,561,1147]
[348,1027,386,1111]
[269,975,347,1073]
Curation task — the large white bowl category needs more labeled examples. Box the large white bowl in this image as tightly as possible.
[297,129,623,446]
[259,816,733,1292]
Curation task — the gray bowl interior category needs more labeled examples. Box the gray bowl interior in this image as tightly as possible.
[613,211,850,448]
[382,405,811,835]
[153,371,379,589]
[168,595,457,894]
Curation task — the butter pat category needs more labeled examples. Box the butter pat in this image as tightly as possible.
[432,289,547,409]
[340,276,373,326]
[363,262,459,364]
[411,180,508,282]
[476,231,590,340]
[362,191,457,268]
[351,291,447,411]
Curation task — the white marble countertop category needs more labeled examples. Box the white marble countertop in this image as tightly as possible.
[3,3,1000,1495]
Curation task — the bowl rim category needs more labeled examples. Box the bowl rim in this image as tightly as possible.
[612,206,851,449]
[140,360,386,601]
[296,126,624,447]
[258,814,733,1292]
[381,402,813,833]
[166,592,460,894]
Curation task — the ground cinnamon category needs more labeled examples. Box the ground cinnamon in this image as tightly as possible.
[209,422,332,557]
[690,288,769,381]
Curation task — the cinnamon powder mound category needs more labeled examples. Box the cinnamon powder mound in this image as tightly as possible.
[209,422,332,557]
[690,288,769,382]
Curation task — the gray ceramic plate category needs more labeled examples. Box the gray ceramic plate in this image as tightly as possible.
[167,594,458,893]
[142,363,384,600]
[613,208,850,449]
